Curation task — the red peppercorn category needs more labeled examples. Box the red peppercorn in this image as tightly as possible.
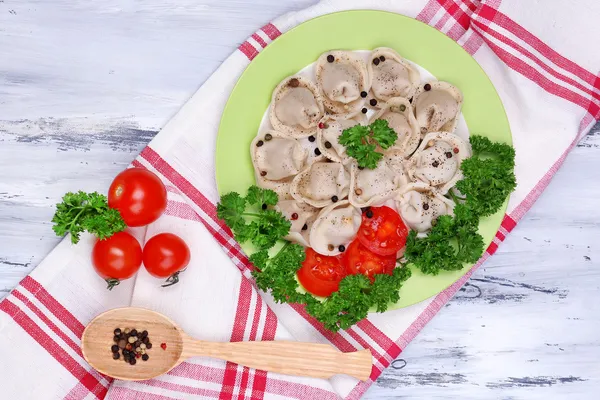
[453,147,459,154]
[291,213,299,220]
[318,122,324,129]
[161,343,167,350]
[136,353,141,358]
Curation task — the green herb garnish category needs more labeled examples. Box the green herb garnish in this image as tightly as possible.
[52,191,127,244]
[216,186,288,250]
[217,185,412,332]
[338,119,397,169]
[403,135,515,275]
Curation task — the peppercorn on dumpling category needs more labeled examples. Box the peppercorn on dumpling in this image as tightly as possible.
[413,81,463,135]
[315,50,370,118]
[270,75,325,138]
[290,161,350,208]
[309,201,362,256]
[396,182,455,234]
[368,47,420,102]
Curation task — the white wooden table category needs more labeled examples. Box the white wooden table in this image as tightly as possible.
[1,1,599,398]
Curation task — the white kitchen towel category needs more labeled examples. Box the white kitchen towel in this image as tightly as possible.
[0,0,598,399]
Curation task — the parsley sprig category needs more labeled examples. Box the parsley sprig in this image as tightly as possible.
[217,186,289,250]
[403,135,516,275]
[217,185,412,332]
[338,119,397,169]
[52,191,127,244]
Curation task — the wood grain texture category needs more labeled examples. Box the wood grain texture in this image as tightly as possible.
[1,1,599,398]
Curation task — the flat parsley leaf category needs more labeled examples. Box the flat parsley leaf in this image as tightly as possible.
[245,185,278,207]
[52,191,127,244]
[339,119,397,169]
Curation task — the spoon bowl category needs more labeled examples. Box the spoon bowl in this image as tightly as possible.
[82,307,372,382]
[82,307,184,380]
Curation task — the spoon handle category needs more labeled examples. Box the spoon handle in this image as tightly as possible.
[182,338,372,381]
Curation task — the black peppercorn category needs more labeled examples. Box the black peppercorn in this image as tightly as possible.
[366,209,374,218]
[432,161,440,168]
[113,335,120,343]
[379,55,385,62]
[331,195,338,203]
[314,148,321,156]
[409,97,413,103]
[142,354,149,361]
[264,133,273,141]
[424,83,431,91]
[111,345,119,353]
[130,358,136,365]
[142,337,149,344]
[361,108,368,114]
[261,203,267,210]
[146,343,152,349]
[260,171,267,177]
[324,141,332,149]
[338,245,346,252]
[360,91,368,98]
[370,99,377,106]
[423,203,430,211]
[113,352,120,360]
[114,328,122,336]
[373,58,380,66]
[135,340,142,348]
[141,330,148,338]
[445,152,453,158]
[256,140,264,147]
[130,329,138,337]
[302,224,308,231]
[308,135,316,142]
[327,54,335,63]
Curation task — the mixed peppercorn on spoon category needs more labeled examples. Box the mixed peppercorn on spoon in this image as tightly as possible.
[81,307,372,381]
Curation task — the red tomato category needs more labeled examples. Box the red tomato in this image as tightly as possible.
[143,233,191,287]
[297,248,346,297]
[357,206,409,256]
[92,231,143,290]
[108,168,167,227]
[342,239,397,282]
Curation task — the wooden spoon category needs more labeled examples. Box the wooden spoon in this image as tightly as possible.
[81,307,372,381]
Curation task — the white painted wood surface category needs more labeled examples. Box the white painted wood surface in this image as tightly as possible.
[1,1,599,398]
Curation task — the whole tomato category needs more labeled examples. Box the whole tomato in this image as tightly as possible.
[108,168,167,227]
[92,231,143,290]
[143,233,190,287]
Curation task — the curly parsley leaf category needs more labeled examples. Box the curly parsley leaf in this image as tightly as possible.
[404,135,515,275]
[246,185,278,207]
[217,187,290,251]
[456,135,516,217]
[339,119,397,169]
[306,267,412,331]
[52,191,126,244]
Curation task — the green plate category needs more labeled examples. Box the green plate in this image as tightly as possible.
[216,10,511,309]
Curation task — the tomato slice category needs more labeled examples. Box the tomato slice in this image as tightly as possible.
[297,248,346,297]
[342,239,397,282]
[357,206,409,256]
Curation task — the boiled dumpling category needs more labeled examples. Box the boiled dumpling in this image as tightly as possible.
[348,159,408,208]
[275,200,318,247]
[396,182,455,234]
[368,48,420,102]
[309,201,362,256]
[371,97,420,157]
[413,81,463,134]
[270,75,325,138]
[406,131,470,194]
[251,131,308,200]
[290,161,350,208]
[315,51,370,118]
[316,114,367,164]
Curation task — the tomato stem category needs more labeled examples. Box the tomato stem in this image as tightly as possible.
[105,278,120,291]
[162,272,181,287]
